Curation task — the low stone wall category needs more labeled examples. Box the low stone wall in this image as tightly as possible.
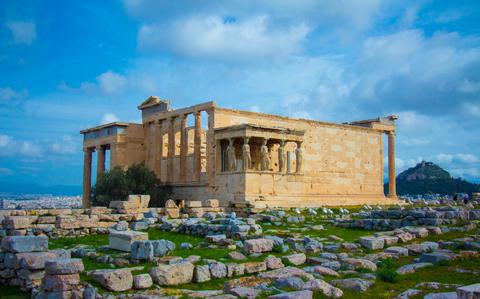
[0,198,225,238]
[334,207,480,231]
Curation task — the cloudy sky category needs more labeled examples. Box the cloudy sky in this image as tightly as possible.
[1,0,479,190]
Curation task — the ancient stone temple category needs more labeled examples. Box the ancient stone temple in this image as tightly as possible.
[81,96,400,208]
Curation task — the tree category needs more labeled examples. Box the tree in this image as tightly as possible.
[91,163,172,207]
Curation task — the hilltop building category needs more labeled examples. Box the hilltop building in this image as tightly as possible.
[80,96,399,208]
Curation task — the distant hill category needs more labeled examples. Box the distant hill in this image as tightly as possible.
[0,181,82,196]
[384,161,480,196]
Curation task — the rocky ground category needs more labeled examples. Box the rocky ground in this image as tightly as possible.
[2,203,480,299]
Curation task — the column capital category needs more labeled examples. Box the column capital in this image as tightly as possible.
[194,110,202,116]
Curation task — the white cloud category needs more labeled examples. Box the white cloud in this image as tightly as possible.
[100,113,119,124]
[19,141,42,157]
[7,21,36,45]
[0,167,12,175]
[462,102,480,117]
[458,79,480,94]
[0,86,28,102]
[50,136,78,155]
[0,134,13,147]
[96,71,127,95]
[455,153,479,164]
[139,15,310,61]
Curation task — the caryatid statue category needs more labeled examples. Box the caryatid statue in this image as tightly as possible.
[242,137,251,171]
[296,141,303,173]
[260,138,271,171]
[278,140,286,172]
[227,138,237,171]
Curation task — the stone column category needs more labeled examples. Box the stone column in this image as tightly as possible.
[193,111,202,182]
[167,116,176,183]
[154,120,163,180]
[82,148,92,208]
[96,145,105,178]
[388,131,397,198]
[295,141,303,173]
[206,109,215,185]
[179,114,188,182]
[278,140,286,173]
[144,122,151,165]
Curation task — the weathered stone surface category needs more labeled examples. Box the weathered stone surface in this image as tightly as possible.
[3,216,31,229]
[359,236,384,250]
[423,292,457,299]
[193,265,211,282]
[342,258,377,272]
[457,283,480,299]
[185,201,202,208]
[303,279,343,298]
[152,239,176,257]
[259,267,314,282]
[1,236,48,253]
[209,262,227,278]
[91,269,133,291]
[149,261,194,286]
[45,259,84,275]
[420,252,454,264]
[331,278,373,292]
[109,230,148,252]
[133,273,153,289]
[282,253,306,266]
[384,246,409,257]
[244,261,267,274]
[265,255,284,270]
[228,251,247,261]
[244,238,274,254]
[396,262,433,275]
[274,276,305,290]
[312,266,340,277]
[16,251,64,270]
[130,240,154,261]
[227,263,246,277]
[42,274,80,291]
[268,290,313,299]
[229,287,262,298]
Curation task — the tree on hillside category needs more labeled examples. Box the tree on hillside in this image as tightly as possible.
[91,164,172,207]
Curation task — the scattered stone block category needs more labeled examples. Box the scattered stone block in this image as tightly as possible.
[243,238,274,254]
[209,262,227,278]
[228,251,247,261]
[185,201,202,208]
[384,246,409,257]
[193,265,211,282]
[45,259,84,275]
[268,290,313,299]
[244,261,267,274]
[226,263,245,277]
[42,274,80,291]
[3,216,31,229]
[359,236,385,250]
[265,255,284,270]
[396,262,433,275]
[282,253,307,266]
[91,268,133,292]
[330,278,373,292]
[133,274,153,289]
[420,252,453,264]
[457,283,480,299]
[312,266,340,277]
[342,258,377,272]
[149,261,194,286]
[109,230,148,252]
[131,240,154,261]
[1,236,48,253]
[303,279,343,298]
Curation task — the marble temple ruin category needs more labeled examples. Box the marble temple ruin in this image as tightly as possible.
[81,96,401,209]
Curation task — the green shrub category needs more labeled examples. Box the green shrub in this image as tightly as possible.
[91,163,173,207]
[377,268,399,283]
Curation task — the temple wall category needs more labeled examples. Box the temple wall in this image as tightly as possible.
[212,108,385,206]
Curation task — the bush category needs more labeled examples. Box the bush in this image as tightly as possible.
[377,268,399,283]
[91,163,173,207]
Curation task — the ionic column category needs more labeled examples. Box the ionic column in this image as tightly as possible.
[167,116,176,183]
[96,145,105,178]
[144,122,151,165]
[154,120,164,180]
[388,131,397,198]
[179,114,188,182]
[206,109,215,185]
[278,140,286,173]
[193,111,202,182]
[82,148,93,208]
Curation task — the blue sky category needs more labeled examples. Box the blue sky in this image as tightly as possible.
[1,0,479,190]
